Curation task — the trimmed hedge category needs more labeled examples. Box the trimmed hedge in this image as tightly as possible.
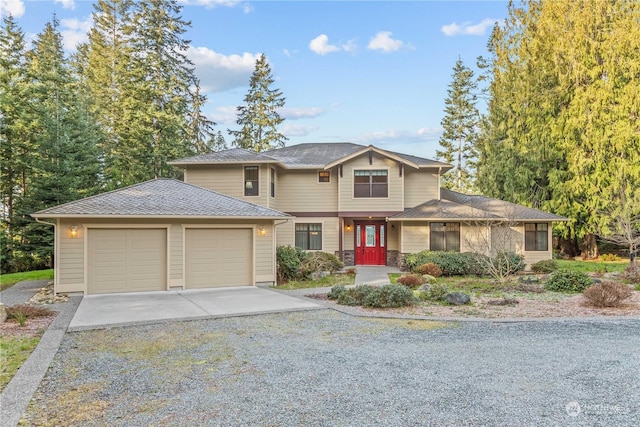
[403,251,483,276]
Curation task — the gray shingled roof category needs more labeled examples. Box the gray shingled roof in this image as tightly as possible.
[32,179,291,218]
[390,189,567,221]
[170,143,451,169]
[169,148,278,165]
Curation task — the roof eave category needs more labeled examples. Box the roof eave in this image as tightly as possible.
[31,213,294,220]
[168,160,286,168]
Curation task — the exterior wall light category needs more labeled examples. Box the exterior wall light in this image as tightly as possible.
[345,224,352,232]
[70,225,78,237]
[258,225,266,236]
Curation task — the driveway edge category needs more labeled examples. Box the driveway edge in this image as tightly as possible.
[0,295,81,427]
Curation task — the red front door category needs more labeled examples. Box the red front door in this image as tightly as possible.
[355,222,386,265]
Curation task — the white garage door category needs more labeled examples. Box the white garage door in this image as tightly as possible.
[185,228,252,289]
[87,228,166,294]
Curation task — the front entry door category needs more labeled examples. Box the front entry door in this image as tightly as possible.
[355,222,386,265]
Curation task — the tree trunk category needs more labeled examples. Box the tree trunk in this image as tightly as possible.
[557,236,578,258]
[581,233,599,260]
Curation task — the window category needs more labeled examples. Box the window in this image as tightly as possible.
[430,222,460,252]
[318,171,330,183]
[354,170,388,198]
[270,168,275,198]
[244,166,258,196]
[295,223,322,250]
[525,223,548,251]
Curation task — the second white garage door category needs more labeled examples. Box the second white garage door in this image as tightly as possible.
[185,228,253,289]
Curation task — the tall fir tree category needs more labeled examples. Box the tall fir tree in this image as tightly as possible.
[436,58,479,193]
[0,15,35,272]
[229,54,287,152]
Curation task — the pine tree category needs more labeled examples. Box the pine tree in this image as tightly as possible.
[436,58,479,192]
[229,54,287,152]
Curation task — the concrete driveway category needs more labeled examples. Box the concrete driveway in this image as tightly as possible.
[69,286,322,330]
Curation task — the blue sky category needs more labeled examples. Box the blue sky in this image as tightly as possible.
[3,0,510,160]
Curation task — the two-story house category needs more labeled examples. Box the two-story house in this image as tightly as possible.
[33,143,565,295]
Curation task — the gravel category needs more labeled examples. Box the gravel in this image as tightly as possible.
[23,310,639,426]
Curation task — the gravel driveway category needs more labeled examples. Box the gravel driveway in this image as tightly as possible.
[23,310,639,426]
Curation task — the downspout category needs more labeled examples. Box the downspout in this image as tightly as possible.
[438,167,442,200]
[34,218,57,294]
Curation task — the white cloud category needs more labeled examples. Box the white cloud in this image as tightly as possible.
[210,105,238,125]
[280,107,325,120]
[281,123,318,138]
[367,31,404,53]
[353,127,444,159]
[309,34,340,55]
[309,34,356,55]
[0,0,25,18]
[178,0,243,8]
[60,17,92,51]
[54,0,75,10]
[188,46,260,93]
[441,18,498,36]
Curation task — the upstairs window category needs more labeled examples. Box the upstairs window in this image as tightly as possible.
[525,223,548,251]
[318,171,330,183]
[430,222,460,252]
[354,170,388,198]
[270,168,276,198]
[244,166,259,196]
[295,223,322,250]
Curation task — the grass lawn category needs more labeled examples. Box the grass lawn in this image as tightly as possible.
[0,269,54,291]
[555,259,629,273]
[0,335,42,391]
[274,273,355,290]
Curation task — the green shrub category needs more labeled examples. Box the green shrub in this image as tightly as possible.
[403,251,481,276]
[363,284,416,308]
[396,274,424,289]
[417,282,449,301]
[583,282,632,307]
[327,284,346,300]
[337,285,376,306]
[299,251,344,279]
[545,269,593,292]
[530,259,559,274]
[276,245,308,283]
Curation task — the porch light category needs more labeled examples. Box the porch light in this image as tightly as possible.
[70,225,78,237]
[345,224,351,232]
[258,225,266,236]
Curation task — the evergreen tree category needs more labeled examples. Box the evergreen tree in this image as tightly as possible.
[436,58,479,192]
[0,15,34,272]
[229,54,287,152]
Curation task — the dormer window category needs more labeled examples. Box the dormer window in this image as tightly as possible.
[354,170,388,198]
[244,166,259,196]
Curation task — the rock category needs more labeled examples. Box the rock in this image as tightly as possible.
[446,292,470,305]
[519,275,540,284]
[487,298,519,306]
[0,303,6,322]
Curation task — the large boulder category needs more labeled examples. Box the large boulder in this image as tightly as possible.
[446,292,470,305]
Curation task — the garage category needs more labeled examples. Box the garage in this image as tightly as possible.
[185,228,252,288]
[87,228,167,294]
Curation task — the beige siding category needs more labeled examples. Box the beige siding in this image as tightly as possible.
[339,153,403,212]
[56,217,276,294]
[184,164,270,207]
[404,168,439,208]
[401,222,429,253]
[461,224,490,255]
[343,220,355,251]
[277,169,338,212]
[387,223,399,251]
[58,219,85,292]
[275,217,340,254]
